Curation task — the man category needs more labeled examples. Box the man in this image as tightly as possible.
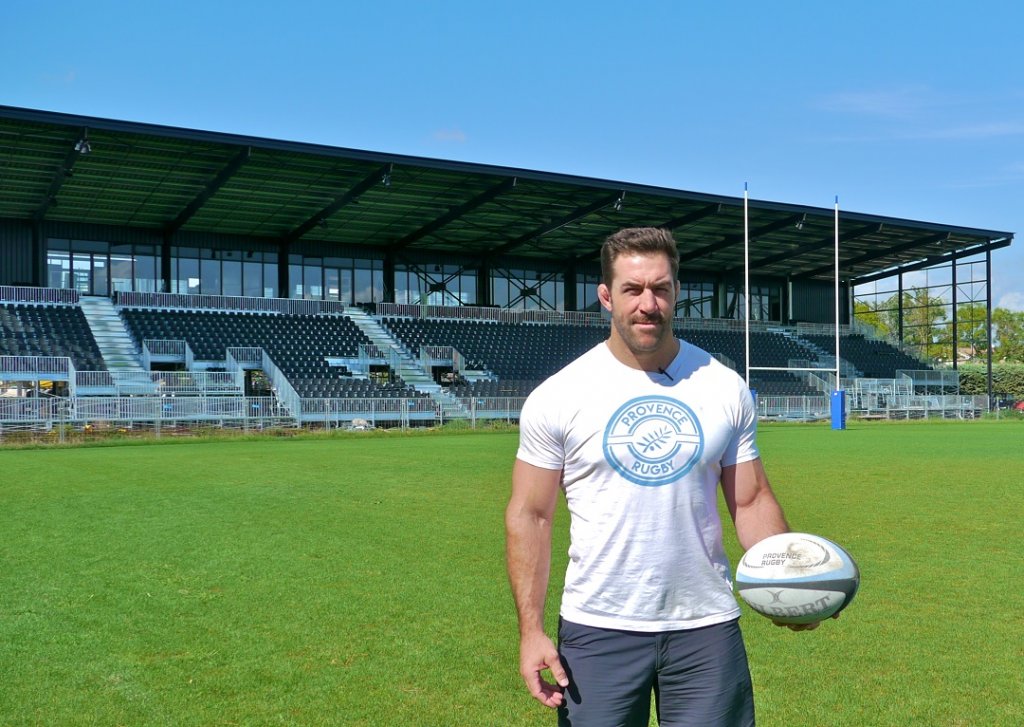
[505,227,825,726]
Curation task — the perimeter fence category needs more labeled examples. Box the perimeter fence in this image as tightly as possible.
[0,391,993,446]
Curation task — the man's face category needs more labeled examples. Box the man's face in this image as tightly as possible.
[599,252,679,360]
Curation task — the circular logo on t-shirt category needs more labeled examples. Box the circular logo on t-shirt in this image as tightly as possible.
[602,395,704,487]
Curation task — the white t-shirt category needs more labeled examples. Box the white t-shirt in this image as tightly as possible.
[516,340,760,632]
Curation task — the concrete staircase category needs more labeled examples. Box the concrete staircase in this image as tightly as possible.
[79,295,148,374]
[784,330,861,378]
[78,296,157,395]
[344,307,468,417]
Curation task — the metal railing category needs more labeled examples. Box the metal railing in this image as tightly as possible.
[152,371,243,395]
[0,389,994,438]
[142,339,195,370]
[757,396,830,420]
[115,291,346,316]
[0,286,79,305]
[854,394,988,419]
[896,369,960,393]
[226,347,261,392]
[376,302,610,327]
[261,350,300,416]
[794,321,857,337]
[418,345,465,376]
[0,355,74,379]
[357,344,401,376]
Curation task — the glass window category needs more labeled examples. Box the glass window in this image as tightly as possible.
[47,239,168,295]
[724,283,779,321]
[135,254,157,293]
[372,268,384,303]
[538,281,552,311]
[576,273,601,312]
[175,257,200,295]
[243,261,263,297]
[200,258,221,295]
[47,250,71,289]
[460,273,476,305]
[93,256,109,296]
[354,268,372,304]
[222,260,242,297]
[110,252,134,293]
[289,264,303,298]
[303,264,322,299]
[75,239,106,254]
[72,254,92,294]
[263,263,278,298]
[339,268,352,304]
[678,281,714,319]
[393,270,407,304]
[325,268,340,300]
[492,276,509,308]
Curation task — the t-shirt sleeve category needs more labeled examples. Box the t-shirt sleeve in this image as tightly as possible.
[720,383,760,467]
[516,386,566,471]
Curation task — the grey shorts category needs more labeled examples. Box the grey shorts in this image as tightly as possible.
[556,617,755,727]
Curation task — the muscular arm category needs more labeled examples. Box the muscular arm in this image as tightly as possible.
[505,459,568,708]
[722,457,829,631]
[720,457,789,551]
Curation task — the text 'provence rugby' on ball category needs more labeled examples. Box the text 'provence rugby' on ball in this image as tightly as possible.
[735,532,860,625]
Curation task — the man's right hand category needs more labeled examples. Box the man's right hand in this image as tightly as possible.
[519,631,569,708]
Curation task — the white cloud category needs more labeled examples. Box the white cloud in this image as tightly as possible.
[937,160,1024,190]
[812,87,1024,144]
[432,128,467,143]
[40,69,77,85]
[813,86,938,119]
[997,292,1024,312]
[910,121,1024,141]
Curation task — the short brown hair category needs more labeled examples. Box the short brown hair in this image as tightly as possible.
[600,227,680,285]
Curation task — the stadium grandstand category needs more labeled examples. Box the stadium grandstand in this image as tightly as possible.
[0,105,1013,435]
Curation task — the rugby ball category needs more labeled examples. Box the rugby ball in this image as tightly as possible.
[735,532,859,625]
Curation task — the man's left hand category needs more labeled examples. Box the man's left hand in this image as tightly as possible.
[773,613,840,631]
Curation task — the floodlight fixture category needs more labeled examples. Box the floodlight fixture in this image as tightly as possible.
[74,133,92,155]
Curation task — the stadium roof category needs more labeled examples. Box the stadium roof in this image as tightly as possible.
[0,105,1013,284]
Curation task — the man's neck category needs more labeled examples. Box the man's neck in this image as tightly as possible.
[605,336,680,373]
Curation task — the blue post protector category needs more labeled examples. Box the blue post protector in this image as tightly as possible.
[830,389,846,430]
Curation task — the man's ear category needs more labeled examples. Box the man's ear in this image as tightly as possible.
[598,283,613,312]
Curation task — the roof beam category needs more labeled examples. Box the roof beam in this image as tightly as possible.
[798,231,950,279]
[575,203,723,261]
[748,223,881,269]
[851,238,1012,285]
[164,146,251,234]
[282,163,392,244]
[659,203,722,231]
[677,213,805,264]
[389,176,517,251]
[490,191,623,256]
[33,127,88,221]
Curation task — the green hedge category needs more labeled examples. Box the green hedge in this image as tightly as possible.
[958,364,1024,399]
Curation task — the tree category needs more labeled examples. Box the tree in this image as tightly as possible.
[993,308,1024,363]
[855,292,1021,366]
[854,299,893,338]
[955,302,991,362]
[900,287,949,363]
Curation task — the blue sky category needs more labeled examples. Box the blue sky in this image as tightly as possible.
[3,1,1022,310]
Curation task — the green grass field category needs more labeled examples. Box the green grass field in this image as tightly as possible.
[1,421,1022,726]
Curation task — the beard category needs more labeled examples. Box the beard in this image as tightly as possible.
[611,311,673,355]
